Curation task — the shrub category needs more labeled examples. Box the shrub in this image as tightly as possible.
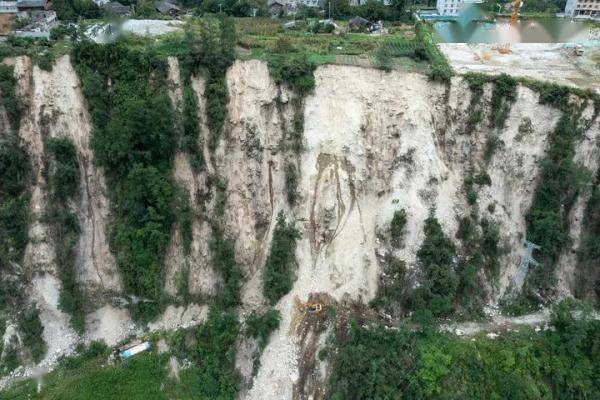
[390,209,407,247]
[480,218,501,281]
[44,138,79,201]
[211,224,242,308]
[192,307,240,399]
[370,254,412,317]
[42,138,83,333]
[374,44,393,72]
[73,41,177,321]
[575,173,600,304]
[415,22,452,83]
[269,53,316,96]
[245,308,281,348]
[37,51,55,72]
[483,135,502,162]
[329,301,600,400]
[180,16,236,154]
[0,65,22,132]
[489,73,517,129]
[174,185,193,256]
[18,306,46,363]
[284,162,299,206]
[263,212,300,305]
[412,215,457,321]
[525,114,589,301]
[181,79,204,172]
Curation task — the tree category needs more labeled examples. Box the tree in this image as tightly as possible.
[262,212,300,304]
[358,0,389,20]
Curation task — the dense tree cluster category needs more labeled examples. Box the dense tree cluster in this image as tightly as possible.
[262,212,299,305]
[43,137,85,332]
[329,301,600,400]
[73,41,176,320]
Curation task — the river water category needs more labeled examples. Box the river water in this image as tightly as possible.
[433,17,599,44]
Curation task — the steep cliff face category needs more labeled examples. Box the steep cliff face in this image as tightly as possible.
[1,57,598,396]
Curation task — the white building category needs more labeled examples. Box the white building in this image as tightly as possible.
[565,0,600,17]
[436,0,483,16]
[0,1,18,13]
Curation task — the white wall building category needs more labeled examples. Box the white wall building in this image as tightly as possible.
[0,1,18,13]
[436,0,483,16]
[565,0,600,17]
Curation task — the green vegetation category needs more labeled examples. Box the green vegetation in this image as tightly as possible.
[575,173,600,305]
[520,113,590,311]
[53,0,101,21]
[463,172,491,205]
[245,308,281,348]
[269,52,316,97]
[496,82,599,314]
[0,137,29,272]
[328,300,600,400]
[186,306,240,399]
[180,16,236,153]
[284,161,299,206]
[3,308,241,399]
[37,50,56,71]
[180,76,204,172]
[210,224,242,308]
[174,185,193,256]
[463,73,518,158]
[373,42,393,72]
[370,254,412,318]
[489,73,517,129]
[0,346,191,400]
[43,137,85,332]
[17,306,46,363]
[390,208,407,247]
[0,65,22,132]
[0,64,31,370]
[0,37,72,67]
[415,22,451,83]
[73,41,176,321]
[411,215,457,322]
[262,212,299,305]
[463,73,487,135]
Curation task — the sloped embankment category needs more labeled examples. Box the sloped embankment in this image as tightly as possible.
[1,56,598,397]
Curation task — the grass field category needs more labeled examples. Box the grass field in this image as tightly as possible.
[0,350,203,400]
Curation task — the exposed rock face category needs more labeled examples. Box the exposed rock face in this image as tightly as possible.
[2,57,598,397]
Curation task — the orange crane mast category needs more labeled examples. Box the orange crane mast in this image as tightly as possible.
[510,0,522,25]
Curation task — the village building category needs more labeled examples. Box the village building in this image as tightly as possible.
[436,0,483,16]
[564,0,600,17]
[16,0,50,11]
[103,1,131,16]
[154,0,181,16]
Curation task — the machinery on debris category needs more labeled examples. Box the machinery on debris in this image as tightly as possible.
[295,299,323,314]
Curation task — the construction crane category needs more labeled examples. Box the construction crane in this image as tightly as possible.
[510,0,522,25]
[492,0,522,56]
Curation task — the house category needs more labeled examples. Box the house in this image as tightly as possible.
[436,0,483,17]
[154,0,181,16]
[0,1,18,14]
[269,1,284,16]
[348,16,370,32]
[103,1,131,16]
[16,0,49,11]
